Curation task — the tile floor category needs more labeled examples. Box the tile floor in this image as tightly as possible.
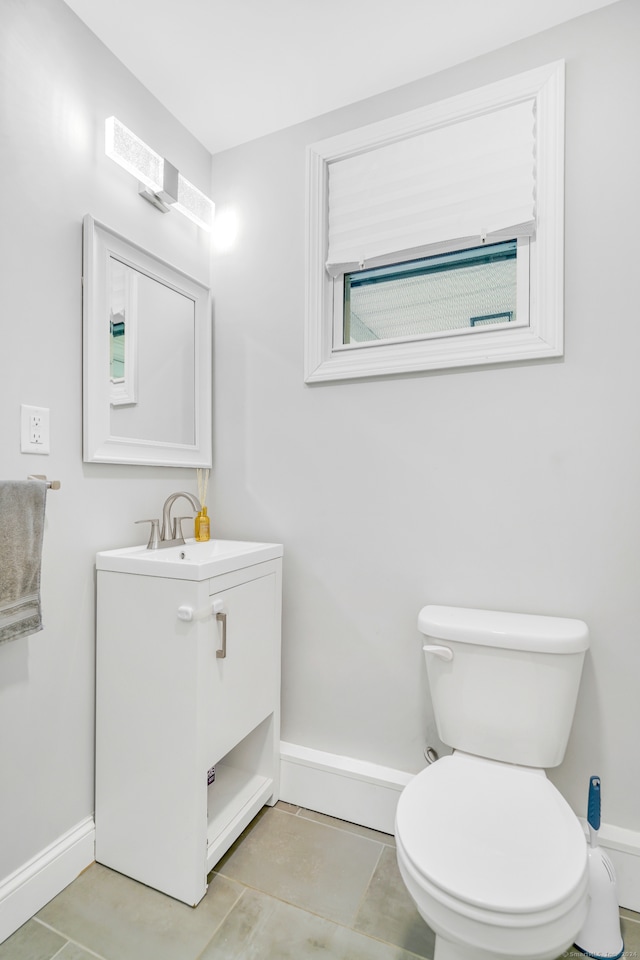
[2,802,639,960]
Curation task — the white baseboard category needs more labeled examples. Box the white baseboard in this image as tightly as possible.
[279,742,640,913]
[0,817,95,944]
[279,741,412,835]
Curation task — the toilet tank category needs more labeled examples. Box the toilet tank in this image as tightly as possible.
[419,605,589,768]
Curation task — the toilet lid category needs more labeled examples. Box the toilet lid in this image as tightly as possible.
[396,753,588,914]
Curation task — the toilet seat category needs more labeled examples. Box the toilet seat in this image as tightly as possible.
[395,752,588,916]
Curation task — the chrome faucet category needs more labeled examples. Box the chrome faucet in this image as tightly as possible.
[136,491,202,550]
[161,491,202,543]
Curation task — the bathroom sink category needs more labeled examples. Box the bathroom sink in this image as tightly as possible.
[96,538,283,581]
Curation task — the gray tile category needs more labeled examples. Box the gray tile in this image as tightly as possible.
[354,845,435,959]
[200,886,426,960]
[298,808,396,846]
[621,915,640,957]
[275,800,300,814]
[216,806,383,925]
[0,919,66,960]
[57,944,107,960]
[37,863,243,960]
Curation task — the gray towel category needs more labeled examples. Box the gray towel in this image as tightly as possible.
[0,480,47,644]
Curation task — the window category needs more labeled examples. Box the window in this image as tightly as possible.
[305,61,565,383]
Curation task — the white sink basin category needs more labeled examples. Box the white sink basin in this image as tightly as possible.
[96,538,283,581]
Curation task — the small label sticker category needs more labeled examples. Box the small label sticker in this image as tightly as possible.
[207,766,216,786]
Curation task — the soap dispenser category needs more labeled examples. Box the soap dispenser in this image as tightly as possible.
[195,507,210,542]
[195,469,210,542]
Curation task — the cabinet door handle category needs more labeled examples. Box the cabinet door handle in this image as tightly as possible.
[216,612,227,659]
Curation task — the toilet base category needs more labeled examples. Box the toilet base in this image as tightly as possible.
[433,930,576,960]
[434,934,500,960]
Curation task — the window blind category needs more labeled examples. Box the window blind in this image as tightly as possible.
[326,99,536,278]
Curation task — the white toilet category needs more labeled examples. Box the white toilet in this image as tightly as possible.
[395,605,591,960]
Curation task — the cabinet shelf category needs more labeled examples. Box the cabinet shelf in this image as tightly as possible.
[206,712,276,870]
[206,765,274,870]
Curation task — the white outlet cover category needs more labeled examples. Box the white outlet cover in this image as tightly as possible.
[21,404,50,455]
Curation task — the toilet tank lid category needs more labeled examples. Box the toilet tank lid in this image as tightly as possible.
[418,605,589,653]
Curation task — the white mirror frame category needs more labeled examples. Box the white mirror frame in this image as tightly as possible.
[304,61,565,383]
[83,215,212,467]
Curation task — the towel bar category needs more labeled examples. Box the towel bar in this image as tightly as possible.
[27,474,61,490]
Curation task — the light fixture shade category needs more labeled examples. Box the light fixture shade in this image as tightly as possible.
[105,117,164,194]
[175,173,214,231]
[105,117,214,230]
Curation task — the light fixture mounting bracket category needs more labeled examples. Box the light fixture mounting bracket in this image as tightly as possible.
[138,184,171,213]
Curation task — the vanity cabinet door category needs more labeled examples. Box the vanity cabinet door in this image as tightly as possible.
[204,570,278,765]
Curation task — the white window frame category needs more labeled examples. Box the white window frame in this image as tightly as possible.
[304,61,565,383]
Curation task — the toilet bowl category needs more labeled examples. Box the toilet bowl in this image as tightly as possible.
[395,605,590,960]
[395,752,589,960]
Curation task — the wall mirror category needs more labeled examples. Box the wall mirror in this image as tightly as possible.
[83,215,212,467]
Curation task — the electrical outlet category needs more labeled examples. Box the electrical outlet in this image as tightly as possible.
[30,413,43,444]
[21,405,50,454]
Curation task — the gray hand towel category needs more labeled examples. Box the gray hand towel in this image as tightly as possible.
[0,480,47,644]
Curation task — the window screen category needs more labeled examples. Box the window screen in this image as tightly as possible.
[343,241,518,345]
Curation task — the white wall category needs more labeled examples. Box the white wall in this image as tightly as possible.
[210,0,640,834]
[0,0,211,904]
[2,0,639,933]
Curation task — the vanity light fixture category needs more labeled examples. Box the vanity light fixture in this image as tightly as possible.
[105,117,214,231]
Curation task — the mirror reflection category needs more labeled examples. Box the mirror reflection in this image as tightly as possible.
[109,258,134,405]
[108,258,196,446]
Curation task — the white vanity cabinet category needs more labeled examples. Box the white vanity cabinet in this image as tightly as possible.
[94,540,282,906]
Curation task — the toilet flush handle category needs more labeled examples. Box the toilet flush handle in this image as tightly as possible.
[422,644,454,662]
